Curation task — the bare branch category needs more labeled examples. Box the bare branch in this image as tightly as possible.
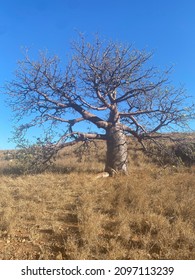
[119,109,161,117]
[43,115,84,124]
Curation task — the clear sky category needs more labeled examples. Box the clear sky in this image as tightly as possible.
[0,0,195,149]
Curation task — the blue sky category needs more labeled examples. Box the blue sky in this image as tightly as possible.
[0,0,195,149]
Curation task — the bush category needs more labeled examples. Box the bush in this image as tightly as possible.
[14,145,55,174]
[146,141,195,167]
[174,142,195,166]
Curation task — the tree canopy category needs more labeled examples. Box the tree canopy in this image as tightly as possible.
[4,35,194,174]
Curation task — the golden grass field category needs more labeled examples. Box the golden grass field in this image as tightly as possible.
[0,136,195,260]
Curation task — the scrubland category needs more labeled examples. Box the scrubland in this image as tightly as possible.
[0,135,195,260]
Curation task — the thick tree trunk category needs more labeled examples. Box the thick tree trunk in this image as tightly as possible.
[105,123,128,176]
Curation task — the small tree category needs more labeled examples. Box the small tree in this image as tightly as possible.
[4,35,194,175]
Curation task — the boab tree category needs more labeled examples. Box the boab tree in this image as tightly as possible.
[4,36,193,175]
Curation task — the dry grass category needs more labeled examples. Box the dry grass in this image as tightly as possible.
[0,136,195,260]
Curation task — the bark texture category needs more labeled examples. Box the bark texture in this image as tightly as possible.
[105,124,128,175]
